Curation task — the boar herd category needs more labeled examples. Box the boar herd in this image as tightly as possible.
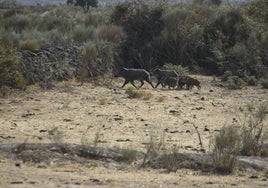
[115,68,201,90]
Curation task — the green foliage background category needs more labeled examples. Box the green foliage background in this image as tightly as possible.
[0,0,267,88]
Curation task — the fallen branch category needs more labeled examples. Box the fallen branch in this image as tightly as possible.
[190,122,205,153]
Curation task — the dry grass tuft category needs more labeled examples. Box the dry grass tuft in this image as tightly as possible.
[212,125,240,174]
[98,98,108,105]
[125,87,153,100]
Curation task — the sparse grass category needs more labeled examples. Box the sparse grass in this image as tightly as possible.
[212,125,241,174]
[140,132,166,168]
[81,131,103,147]
[125,87,143,98]
[141,91,153,100]
[93,132,101,147]
[149,132,166,154]
[121,147,138,164]
[19,39,40,51]
[85,11,108,27]
[13,138,29,154]
[239,103,268,156]
[48,127,64,144]
[96,25,126,43]
[72,25,95,43]
[4,14,30,33]
[163,145,179,172]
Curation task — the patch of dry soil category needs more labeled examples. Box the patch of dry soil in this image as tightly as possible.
[0,75,267,187]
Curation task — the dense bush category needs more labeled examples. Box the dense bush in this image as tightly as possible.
[110,1,165,70]
[203,2,268,79]
[0,46,26,88]
[261,79,268,89]
[226,76,245,90]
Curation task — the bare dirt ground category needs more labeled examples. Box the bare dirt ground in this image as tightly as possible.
[0,75,268,188]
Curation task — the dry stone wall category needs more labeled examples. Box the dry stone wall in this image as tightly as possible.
[18,45,83,86]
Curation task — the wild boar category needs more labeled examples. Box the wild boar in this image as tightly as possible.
[152,68,179,88]
[115,68,155,89]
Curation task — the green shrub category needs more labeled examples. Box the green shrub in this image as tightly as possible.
[260,79,268,89]
[0,46,26,88]
[163,63,189,76]
[245,75,258,86]
[0,29,19,48]
[3,8,17,18]
[121,147,138,164]
[96,25,126,44]
[37,15,65,32]
[110,1,164,69]
[212,125,240,174]
[226,76,245,90]
[125,87,143,98]
[81,41,98,62]
[221,70,233,82]
[4,14,31,33]
[46,29,71,47]
[72,25,95,43]
[125,87,153,100]
[85,11,107,27]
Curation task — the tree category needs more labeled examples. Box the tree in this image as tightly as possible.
[210,0,222,5]
[67,0,98,11]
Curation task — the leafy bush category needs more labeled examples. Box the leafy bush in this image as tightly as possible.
[212,125,240,174]
[0,1,266,81]
[221,70,233,82]
[0,46,26,88]
[203,2,267,78]
[244,76,258,86]
[261,79,268,89]
[226,76,245,90]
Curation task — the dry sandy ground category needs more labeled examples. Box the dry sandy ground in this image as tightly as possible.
[0,75,268,187]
